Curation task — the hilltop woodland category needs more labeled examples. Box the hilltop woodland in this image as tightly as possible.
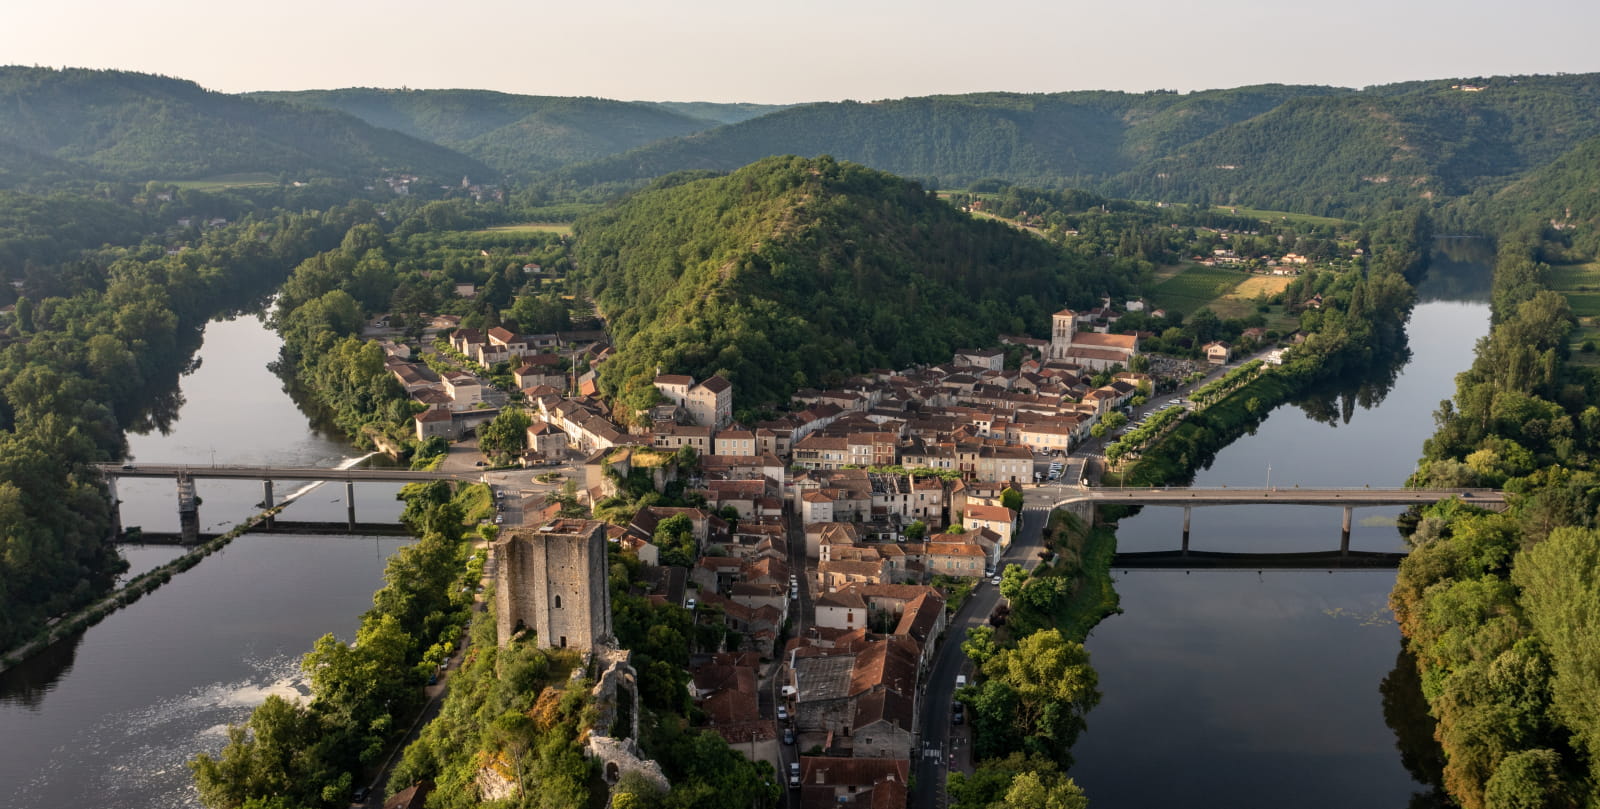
[1394,231,1600,809]
[570,155,1129,420]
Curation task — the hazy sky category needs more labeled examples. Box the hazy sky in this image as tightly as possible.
[6,0,1598,102]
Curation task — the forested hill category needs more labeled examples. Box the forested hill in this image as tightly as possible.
[1475,135,1600,253]
[561,74,1600,217]
[560,86,1340,189]
[572,155,1125,417]
[255,88,722,174]
[0,67,490,186]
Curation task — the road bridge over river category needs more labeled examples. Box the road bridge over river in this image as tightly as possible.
[94,463,487,542]
[1042,484,1505,561]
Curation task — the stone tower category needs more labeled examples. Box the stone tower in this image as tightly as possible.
[495,518,613,652]
[1050,309,1078,360]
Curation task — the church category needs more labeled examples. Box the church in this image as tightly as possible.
[1049,309,1139,371]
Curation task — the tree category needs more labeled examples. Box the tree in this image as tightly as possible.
[1481,749,1575,809]
[963,625,999,667]
[980,629,1100,761]
[1000,487,1024,512]
[1001,770,1089,809]
[479,408,532,466]
[1512,526,1600,762]
[905,520,926,541]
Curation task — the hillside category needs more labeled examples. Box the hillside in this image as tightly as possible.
[256,88,720,173]
[647,101,792,125]
[561,75,1600,216]
[0,67,489,185]
[1482,135,1600,250]
[1122,75,1600,215]
[572,155,1126,415]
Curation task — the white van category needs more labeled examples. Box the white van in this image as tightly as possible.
[955,674,967,688]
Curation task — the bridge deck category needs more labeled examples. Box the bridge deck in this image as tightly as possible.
[1054,487,1503,508]
[95,463,475,483]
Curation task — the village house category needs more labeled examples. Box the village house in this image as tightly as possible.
[796,758,909,809]
[524,422,567,463]
[962,503,1017,548]
[925,538,988,577]
[789,638,920,759]
[1204,341,1233,365]
[441,372,483,411]
[713,429,757,457]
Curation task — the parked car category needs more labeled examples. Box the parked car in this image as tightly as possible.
[783,726,795,745]
[789,762,801,788]
[777,705,789,721]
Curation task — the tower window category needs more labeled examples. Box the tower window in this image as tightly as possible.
[554,595,562,609]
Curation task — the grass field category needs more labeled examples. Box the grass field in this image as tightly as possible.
[165,172,279,190]
[1213,205,1348,227]
[476,222,573,235]
[1150,265,1251,314]
[1542,262,1600,363]
[1549,262,1600,292]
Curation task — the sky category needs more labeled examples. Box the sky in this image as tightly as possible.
[5,0,1599,103]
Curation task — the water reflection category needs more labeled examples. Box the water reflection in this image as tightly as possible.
[0,631,85,709]
[1072,249,1494,807]
[1379,645,1451,808]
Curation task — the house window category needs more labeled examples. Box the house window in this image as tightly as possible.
[847,611,854,624]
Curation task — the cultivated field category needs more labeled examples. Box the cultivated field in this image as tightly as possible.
[165,172,278,190]
[477,222,574,235]
[1150,265,1251,314]
[1212,205,1348,227]
[1545,262,1600,363]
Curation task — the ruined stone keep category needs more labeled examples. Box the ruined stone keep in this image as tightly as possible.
[495,519,612,652]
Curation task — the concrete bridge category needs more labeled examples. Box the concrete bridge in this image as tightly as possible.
[1042,485,1505,558]
[95,463,482,543]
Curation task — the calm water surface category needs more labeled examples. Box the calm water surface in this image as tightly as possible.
[1071,246,1494,807]
[0,314,409,809]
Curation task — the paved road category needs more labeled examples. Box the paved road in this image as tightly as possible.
[912,506,1051,809]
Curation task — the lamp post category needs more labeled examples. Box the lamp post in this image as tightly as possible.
[1266,463,1272,491]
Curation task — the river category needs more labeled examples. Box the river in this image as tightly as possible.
[1069,244,1495,807]
[0,314,410,809]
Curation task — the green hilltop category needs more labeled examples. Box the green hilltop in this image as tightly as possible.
[0,67,491,187]
[572,155,1126,417]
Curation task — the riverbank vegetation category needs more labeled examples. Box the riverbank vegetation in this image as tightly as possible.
[1111,208,1424,486]
[950,511,1114,806]
[189,481,486,809]
[1394,232,1600,808]
[0,189,389,655]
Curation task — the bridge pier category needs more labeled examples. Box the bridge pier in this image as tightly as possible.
[106,475,123,540]
[177,472,200,545]
[346,481,357,532]
[1181,506,1191,554]
[262,480,275,528]
[1340,506,1352,554]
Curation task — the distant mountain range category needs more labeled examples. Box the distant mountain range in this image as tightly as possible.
[5,66,1600,224]
[250,89,781,174]
[0,67,490,186]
